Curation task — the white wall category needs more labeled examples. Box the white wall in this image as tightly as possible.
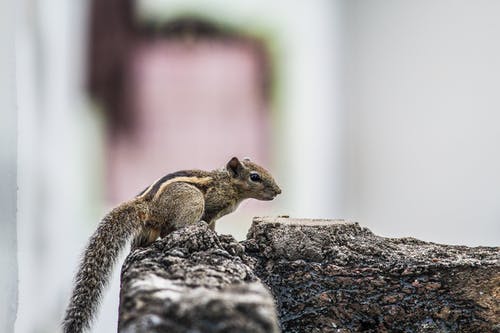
[0,0,18,331]
[343,0,500,246]
[15,0,104,332]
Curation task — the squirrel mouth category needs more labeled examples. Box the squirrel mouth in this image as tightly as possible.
[263,191,280,200]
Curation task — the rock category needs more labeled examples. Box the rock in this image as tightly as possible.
[119,222,279,333]
[245,217,500,333]
[119,217,499,333]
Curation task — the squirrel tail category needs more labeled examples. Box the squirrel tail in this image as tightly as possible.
[62,202,141,333]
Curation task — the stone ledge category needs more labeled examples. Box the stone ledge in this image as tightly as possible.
[119,218,499,333]
[119,222,279,333]
[245,217,499,333]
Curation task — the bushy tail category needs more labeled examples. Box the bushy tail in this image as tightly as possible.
[62,202,140,333]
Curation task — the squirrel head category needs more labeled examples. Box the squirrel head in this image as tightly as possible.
[226,157,281,201]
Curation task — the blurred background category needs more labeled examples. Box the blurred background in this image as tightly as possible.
[2,0,499,332]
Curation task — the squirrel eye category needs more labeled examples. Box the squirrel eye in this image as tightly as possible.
[249,173,261,182]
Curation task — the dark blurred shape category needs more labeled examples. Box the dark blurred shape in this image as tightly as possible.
[88,0,136,137]
[88,0,271,138]
[142,17,224,38]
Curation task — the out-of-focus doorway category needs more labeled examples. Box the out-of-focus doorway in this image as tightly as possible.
[88,11,272,204]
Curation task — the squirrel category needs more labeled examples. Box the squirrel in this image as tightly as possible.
[62,157,281,333]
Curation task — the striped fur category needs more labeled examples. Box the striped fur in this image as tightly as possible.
[62,158,281,332]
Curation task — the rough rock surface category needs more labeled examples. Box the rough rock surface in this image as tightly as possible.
[119,222,279,333]
[119,217,499,333]
[244,217,500,333]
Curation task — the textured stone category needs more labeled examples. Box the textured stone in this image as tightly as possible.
[119,217,499,333]
[119,222,279,333]
[245,217,500,333]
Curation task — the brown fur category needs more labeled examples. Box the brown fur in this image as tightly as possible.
[62,157,281,332]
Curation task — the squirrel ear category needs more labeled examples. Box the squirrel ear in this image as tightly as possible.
[226,157,244,177]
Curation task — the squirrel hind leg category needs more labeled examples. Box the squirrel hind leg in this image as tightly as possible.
[153,182,205,238]
[131,225,160,249]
